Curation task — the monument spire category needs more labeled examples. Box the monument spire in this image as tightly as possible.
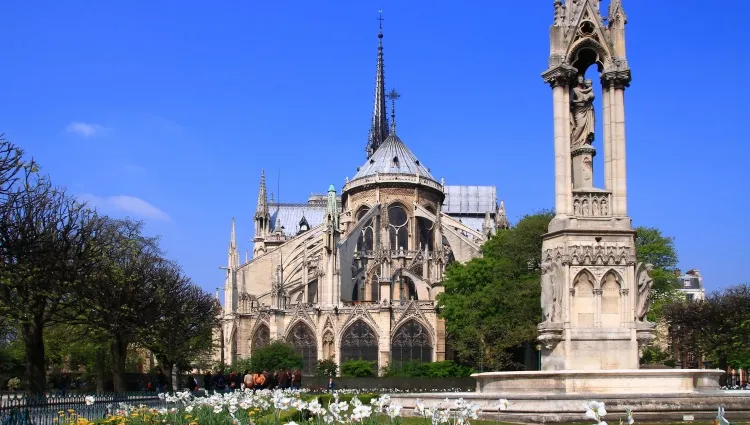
[387,88,401,133]
[366,11,389,159]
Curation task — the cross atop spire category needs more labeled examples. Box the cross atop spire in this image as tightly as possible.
[366,11,390,159]
[387,88,400,133]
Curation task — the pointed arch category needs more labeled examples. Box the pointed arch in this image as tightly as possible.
[572,269,596,327]
[251,324,270,351]
[601,269,623,327]
[391,319,432,363]
[339,320,379,370]
[286,322,317,375]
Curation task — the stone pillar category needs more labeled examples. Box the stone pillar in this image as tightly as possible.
[542,66,577,218]
[602,85,613,191]
[572,146,596,189]
[602,71,631,218]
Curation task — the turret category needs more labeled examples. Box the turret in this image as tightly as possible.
[253,170,271,256]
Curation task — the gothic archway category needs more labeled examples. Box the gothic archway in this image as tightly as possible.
[391,320,432,363]
[251,324,270,351]
[340,320,379,369]
[286,322,318,375]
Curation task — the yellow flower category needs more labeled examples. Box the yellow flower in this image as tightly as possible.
[67,410,75,414]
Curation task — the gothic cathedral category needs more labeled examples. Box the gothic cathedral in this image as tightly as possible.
[217,21,510,374]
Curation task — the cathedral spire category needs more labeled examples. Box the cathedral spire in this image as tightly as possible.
[366,11,389,159]
[255,169,268,219]
[228,217,238,269]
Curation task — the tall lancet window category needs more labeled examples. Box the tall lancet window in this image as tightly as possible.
[356,207,375,252]
[388,204,409,251]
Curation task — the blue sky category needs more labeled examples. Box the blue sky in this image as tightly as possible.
[1,0,748,295]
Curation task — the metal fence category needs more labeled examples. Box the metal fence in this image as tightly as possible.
[0,393,164,425]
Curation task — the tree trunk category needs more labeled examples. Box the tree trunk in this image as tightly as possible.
[22,319,47,395]
[95,347,107,394]
[110,335,128,393]
[159,362,174,392]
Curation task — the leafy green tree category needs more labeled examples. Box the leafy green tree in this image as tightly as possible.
[0,163,105,394]
[248,341,302,373]
[72,218,165,392]
[139,263,220,390]
[313,359,338,378]
[438,210,553,371]
[340,359,377,377]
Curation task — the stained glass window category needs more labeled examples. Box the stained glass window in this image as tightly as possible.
[356,207,375,252]
[252,325,270,351]
[340,320,379,369]
[287,323,318,375]
[388,205,409,250]
[391,320,432,363]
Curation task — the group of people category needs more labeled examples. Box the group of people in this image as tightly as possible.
[244,369,303,391]
[198,369,303,392]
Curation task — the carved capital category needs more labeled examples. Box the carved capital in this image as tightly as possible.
[542,65,578,88]
[601,69,631,89]
[593,289,603,296]
[569,288,576,296]
[620,289,630,295]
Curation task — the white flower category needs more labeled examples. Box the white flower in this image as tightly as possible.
[497,399,509,411]
[185,406,194,413]
[287,421,299,425]
[387,405,402,418]
[214,405,224,413]
[85,396,95,406]
[229,405,238,414]
[585,401,607,421]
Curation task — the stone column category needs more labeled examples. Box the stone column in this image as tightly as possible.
[602,71,631,217]
[542,66,577,217]
[602,85,613,191]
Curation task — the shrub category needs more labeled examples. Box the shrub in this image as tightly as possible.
[340,359,377,377]
[381,360,474,377]
[249,341,303,372]
[313,359,338,378]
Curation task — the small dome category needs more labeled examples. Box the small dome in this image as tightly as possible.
[352,133,434,180]
[328,184,336,192]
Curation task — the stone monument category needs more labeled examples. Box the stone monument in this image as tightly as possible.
[389,1,750,421]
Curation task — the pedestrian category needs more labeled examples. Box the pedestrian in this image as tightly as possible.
[328,377,335,393]
[243,370,253,391]
[292,369,302,390]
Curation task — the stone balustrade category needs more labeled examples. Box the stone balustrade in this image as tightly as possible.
[343,173,443,193]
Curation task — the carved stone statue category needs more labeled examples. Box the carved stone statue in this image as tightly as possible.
[553,0,566,26]
[541,261,563,323]
[570,75,596,148]
[635,263,654,322]
[540,261,554,322]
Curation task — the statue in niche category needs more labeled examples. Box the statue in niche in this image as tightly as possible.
[635,263,654,322]
[540,261,554,322]
[592,199,600,216]
[570,75,596,148]
[601,199,609,215]
[573,199,581,215]
[540,261,563,323]
[582,199,590,216]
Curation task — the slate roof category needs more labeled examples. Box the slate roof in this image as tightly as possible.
[263,185,499,237]
[442,185,497,215]
[353,134,435,180]
[269,205,327,235]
